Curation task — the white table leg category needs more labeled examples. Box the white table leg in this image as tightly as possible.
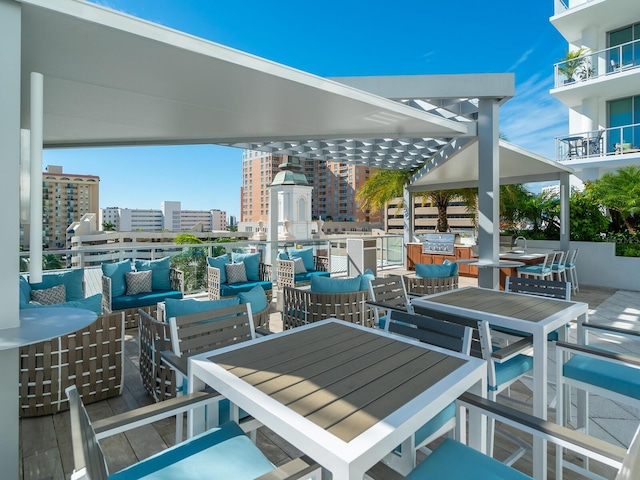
[467,376,487,454]
[187,365,207,438]
[533,331,548,480]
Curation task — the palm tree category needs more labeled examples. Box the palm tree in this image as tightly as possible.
[42,253,64,271]
[591,166,640,233]
[356,169,476,232]
[102,221,116,231]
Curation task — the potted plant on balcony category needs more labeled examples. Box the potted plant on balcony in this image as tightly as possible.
[557,47,589,84]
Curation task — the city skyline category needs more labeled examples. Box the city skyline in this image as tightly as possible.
[44,0,568,218]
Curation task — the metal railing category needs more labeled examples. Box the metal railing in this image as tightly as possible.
[555,123,640,161]
[553,39,640,88]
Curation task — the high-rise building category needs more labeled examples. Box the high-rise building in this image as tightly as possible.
[550,0,640,181]
[23,165,100,250]
[385,196,475,235]
[241,150,381,223]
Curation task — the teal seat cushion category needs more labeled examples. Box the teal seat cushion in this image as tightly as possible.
[135,257,171,290]
[359,268,376,291]
[21,293,103,315]
[565,262,575,267]
[517,265,551,274]
[102,260,132,297]
[237,285,268,314]
[232,252,260,282]
[111,290,183,311]
[29,268,85,302]
[564,353,640,400]
[551,264,566,271]
[219,281,272,298]
[19,276,32,307]
[109,421,275,480]
[277,251,289,260]
[289,248,315,271]
[407,438,532,480]
[165,297,240,320]
[207,254,230,284]
[442,259,459,276]
[415,401,455,446]
[377,314,387,329]
[310,274,361,293]
[492,353,534,391]
[415,263,453,279]
[294,271,330,283]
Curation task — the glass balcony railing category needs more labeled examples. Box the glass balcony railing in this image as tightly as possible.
[555,123,640,161]
[553,39,640,88]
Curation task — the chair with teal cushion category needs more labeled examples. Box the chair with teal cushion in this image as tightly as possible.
[556,323,640,479]
[207,253,272,303]
[516,252,558,281]
[403,262,458,296]
[564,248,579,294]
[551,250,569,282]
[367,275,413,329]
[65,385,319,480]
[368,392,636,480]
[276,249,330,289]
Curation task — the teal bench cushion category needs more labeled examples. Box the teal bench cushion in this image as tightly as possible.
[28,268,85,302]
[237,285,268,314]
[165,297,240,320]
[517,265,551,274]
[111,289,183,311]
[289,248,315,271]
[109,421,275,480]
[294,271,330,283]
[207,254,230,284]
[135,257,171,290]
[219,280,272,298]
[564,353,640,400]
[21,293,103,315]
[492,353,534,391]
[310,274,361,293]
[415,263,454,278]
[231,252,260,282]
[408,438,532,480]
[359,268,376,291]
[102,260,132,297]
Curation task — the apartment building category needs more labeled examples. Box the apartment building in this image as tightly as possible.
[241,150,381,223]
[550,0,640,181]
[21,165,100,250]
[385,196,475,235]
[100,202,227,232]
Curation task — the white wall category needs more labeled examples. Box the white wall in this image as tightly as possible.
[527,240,640,291]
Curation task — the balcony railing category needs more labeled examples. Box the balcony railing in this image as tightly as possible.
[553,39,640,88]
[555,123,640,161]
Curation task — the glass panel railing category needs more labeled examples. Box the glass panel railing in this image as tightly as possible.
[553,39,640,88]
[555,123,640,161]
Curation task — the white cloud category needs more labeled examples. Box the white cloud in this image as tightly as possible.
[508,48,534,72]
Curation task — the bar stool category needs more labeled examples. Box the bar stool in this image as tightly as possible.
[564,248,579,294]
[552,250,568,282]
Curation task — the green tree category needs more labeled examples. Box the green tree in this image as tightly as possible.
[499,184,531,230]
[591,166,640,233]
[171,234,207,291]
[102,221,116,231]
[42,253,64,271]
[569,183,610,241]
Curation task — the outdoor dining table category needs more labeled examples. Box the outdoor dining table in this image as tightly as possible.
[187,318,487,479]
[411,286,589,480]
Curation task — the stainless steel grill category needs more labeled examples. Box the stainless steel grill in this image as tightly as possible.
[422,233,455,255]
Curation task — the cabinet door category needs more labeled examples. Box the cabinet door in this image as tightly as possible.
[455,247,471,274]
[407,244,421,270]
[431,254,445,265]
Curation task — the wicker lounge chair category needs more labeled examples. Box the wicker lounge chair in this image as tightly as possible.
[276,249,330,289]
[207,262,272,303]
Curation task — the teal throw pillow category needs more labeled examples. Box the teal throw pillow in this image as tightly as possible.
[359,268,376,291]
[289,248,315,271]
[232,252,260,282]
[19,276,32,306]
[442,259,459,276]
[415,263,453,279]
[207,254,230,284]
[135,257,171,291]
[311,275,362,293]
[101,260,132,297]
[277,251,289,260]
[237,285,268,314]
[165,297,240,320]
[29,268,85,302]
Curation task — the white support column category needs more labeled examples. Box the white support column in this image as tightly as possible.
[559,174,570,252]
[477,98,500,290]
[267,186,280,280]
[29,72,44,283]
[403,185,413,269]
[0,1,23,478]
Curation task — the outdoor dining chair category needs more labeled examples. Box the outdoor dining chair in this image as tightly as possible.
[565,248,580,294]
[516,251,559,281]
[367,275,414,328]
[552,250,569,282]
[366,392,635,480]
[555,323,640,479]
[65,385,320,480]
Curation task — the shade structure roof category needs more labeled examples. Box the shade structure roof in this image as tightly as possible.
[17,0,572,180]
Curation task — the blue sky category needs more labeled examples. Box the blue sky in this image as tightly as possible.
[44,0,569,217]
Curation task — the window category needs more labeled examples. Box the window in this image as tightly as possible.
[608,22,640,68]
[607,95,640,151]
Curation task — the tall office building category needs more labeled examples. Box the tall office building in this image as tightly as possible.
[385,196,475,235]
[23,165,100,250]
[550,0,640,181]
[240,150,381,223]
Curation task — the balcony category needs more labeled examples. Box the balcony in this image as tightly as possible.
[555,123,640,161]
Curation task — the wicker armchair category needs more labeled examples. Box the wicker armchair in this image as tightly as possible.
[402,274,458,296]
[102,268,184,328]
[281,286,375,330]
[19,311,125,417]
[276,255,329,289]
[207,263,272,303]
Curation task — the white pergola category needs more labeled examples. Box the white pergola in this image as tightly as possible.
[0,0,573,476]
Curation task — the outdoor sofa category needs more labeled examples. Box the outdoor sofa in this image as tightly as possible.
[207,252,272,303]
[276,247,330,288]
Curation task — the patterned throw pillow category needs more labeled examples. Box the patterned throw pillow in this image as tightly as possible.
[125,270,152,295]
[293,257,307,274]
[225,262,248,284]
[31,284,66,305]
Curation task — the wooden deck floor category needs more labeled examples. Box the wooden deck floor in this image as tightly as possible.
[20,283,620,480]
